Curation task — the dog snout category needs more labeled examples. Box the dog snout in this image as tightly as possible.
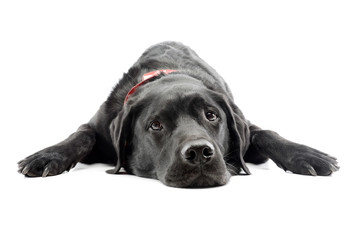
[181,140,215,165]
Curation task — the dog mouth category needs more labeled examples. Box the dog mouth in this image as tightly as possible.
[163,165,231,188]
[186,173,231,188]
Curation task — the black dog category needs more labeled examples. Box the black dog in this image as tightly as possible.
[18,41,339,187]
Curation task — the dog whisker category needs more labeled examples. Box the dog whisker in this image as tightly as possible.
[225,162,238,175]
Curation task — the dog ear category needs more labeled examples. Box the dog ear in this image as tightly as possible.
[106,103,140,174]
[215,94,251,175]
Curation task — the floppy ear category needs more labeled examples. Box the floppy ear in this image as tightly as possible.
[215,94,251,175]
[106,104,138,174]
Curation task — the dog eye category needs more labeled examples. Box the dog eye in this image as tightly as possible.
[150,121,163,131]
[205,111,218,121]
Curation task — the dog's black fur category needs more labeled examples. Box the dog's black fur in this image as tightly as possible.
[18,42,339,187]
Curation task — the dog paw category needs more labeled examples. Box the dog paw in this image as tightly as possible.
[18,149,76,177]
[280,145,339,176]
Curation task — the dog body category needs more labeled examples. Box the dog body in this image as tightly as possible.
[18,42,339,187]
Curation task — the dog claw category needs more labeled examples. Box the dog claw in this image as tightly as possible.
[22,166,30,175]
[42,167,49,177]
[330,164,340,173]
[307,166,317,176]
[67,163,75,171]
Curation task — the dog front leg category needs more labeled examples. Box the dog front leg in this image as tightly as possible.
[18,124,96,177]
[249,128,339,176]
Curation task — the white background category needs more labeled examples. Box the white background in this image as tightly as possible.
[1,0,359,239]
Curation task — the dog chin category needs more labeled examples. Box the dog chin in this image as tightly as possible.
[163,171,231,188]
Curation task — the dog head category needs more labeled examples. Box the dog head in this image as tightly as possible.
[108,74,250,188]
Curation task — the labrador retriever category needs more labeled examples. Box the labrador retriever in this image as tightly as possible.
[18,41,339,187]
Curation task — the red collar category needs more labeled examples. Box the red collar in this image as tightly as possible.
[123,69,176,105]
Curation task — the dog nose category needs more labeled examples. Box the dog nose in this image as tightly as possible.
[181,140,214,164]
